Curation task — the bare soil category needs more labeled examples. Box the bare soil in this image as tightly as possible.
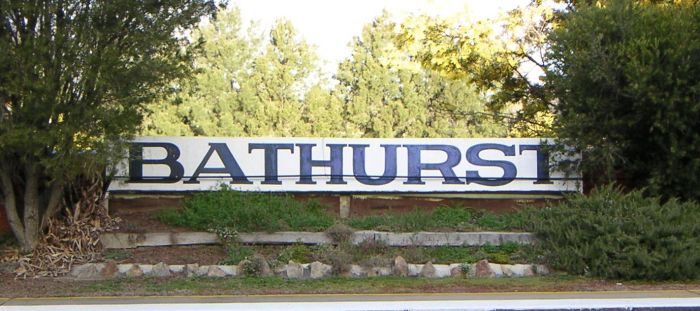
[106,245,226,265]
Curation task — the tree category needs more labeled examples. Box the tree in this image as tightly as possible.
[143,11,335,137]
[547,1,700,199]
[0,0,217,251]
[395,9,560,137]
[142,7,260,137]
[336,13,506,138]
[239,19,324,136]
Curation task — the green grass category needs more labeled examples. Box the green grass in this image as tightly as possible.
[158,188,533,233]
[346,206,532,232]
[158,186,334,232]
[217,242,543,266]
[68,274,594,297]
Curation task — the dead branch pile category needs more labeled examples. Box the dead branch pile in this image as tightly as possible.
[15,177,120,278]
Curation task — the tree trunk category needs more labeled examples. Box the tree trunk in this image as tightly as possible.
[41,181,65,231]
[0,166,27,250]
[23,164,41,252]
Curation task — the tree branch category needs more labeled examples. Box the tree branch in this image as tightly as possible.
[40,180,64,231]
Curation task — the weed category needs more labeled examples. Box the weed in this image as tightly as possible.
[220,244,254,265]
[325,223,354,244]
[238,254,270,277]
[277,243,313,263]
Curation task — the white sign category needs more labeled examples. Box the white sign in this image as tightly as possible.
[108,137,580,193]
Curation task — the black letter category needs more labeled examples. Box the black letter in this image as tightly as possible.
[350,144,398,185]
[467,144,518,186]
[128,142,184,183]
[465,144,517,186]
[403,145,462,185]
[296,144,347,185]
[249,143,295,184]
[519,144,553,184]
[185,143,251,184]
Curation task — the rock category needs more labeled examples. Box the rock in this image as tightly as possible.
[502,264,514,277]
[151,262,171,277]
[117,264,133,276]
[420,261,437,278]
[489,263,504,278]
[393,256,408,276]
[433,264,451,278]
[273,265,287,277]
[169,265,185,274]
[238,256,272,277]
[534,264,551,275]
[519,264,535,277]
[348,265,365,278]
[185,264,199,277]
[101,261,118,278]
[474,259,494,278]
[309,261,332,279]
[219,265,237,276]
[367,266,391,276]
[139,264,153,275]
[70,264,100,279]
[126,265,144,278]
[449,264,464,278]
[408,264,421,277]
[207,265,226,277]
[502,264,534,277]
[285,261,304,279]
[253,254,273,277]
[196,265,209,277]
[302,263,311,278]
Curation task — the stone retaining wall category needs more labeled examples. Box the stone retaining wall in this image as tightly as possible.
[69,258,550,280]
[101,231,534,249]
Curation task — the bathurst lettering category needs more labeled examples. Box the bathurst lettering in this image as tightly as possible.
[126,141,554,186]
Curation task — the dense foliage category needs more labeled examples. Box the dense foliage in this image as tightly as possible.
[0,0,216,251]
[530,186,700,280]
[143,8,508,138]
[548,1,700,199]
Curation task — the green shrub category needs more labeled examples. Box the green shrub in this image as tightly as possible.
[325,223,355,244]
[530,185,700,280]
[158,186,334,232]
[431,206,474,230]
[346,206,530,232]
[220,244,254,265]
[277,244,313,263]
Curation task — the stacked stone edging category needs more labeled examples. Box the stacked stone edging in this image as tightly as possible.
[100,231,534,249]
[69,259,550,280]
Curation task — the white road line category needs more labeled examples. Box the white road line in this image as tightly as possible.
[3,298,700,311]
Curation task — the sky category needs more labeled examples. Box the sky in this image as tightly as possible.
[232,0,530,72]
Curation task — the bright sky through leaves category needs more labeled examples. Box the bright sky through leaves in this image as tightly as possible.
[233,0,529,73]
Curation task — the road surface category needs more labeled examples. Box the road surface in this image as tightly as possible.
[2,290,700,310]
